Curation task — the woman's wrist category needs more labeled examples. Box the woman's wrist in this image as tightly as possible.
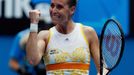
[30,23,38,32]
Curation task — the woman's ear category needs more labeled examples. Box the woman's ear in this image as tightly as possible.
[70,6,76,16]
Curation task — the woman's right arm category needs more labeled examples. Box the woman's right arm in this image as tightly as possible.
[26,31,47,66]
[26,10,46,66]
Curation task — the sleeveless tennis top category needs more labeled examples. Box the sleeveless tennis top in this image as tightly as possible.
[43,23,91,75]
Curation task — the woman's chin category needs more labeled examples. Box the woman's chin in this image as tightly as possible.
[52,20,61,25]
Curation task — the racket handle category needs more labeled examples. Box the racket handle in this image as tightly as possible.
[103,68,109,75]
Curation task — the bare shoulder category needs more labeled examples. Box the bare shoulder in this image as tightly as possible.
[38,30,50,41]
[82,25,98,43]
[82,26,97,37]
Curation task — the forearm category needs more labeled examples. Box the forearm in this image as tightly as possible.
[26,32,40,65]
[9,59,27,74]
[9,59,20,71]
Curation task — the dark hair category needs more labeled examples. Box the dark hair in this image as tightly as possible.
[68,0,77,7]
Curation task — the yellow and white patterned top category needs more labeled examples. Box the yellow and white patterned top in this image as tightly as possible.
[43,23,91,75]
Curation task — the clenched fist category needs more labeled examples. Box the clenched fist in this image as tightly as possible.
[29,10,41,24]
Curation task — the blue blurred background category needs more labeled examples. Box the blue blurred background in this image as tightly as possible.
[0,0,134,75]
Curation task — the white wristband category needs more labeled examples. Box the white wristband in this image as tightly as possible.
[30,23,38,32]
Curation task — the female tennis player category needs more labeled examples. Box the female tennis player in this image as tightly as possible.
[26,0,101,74]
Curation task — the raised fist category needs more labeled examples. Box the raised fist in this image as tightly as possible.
[29,10,41,24]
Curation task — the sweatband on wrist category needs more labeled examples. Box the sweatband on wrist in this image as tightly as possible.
[30,23,38,32]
